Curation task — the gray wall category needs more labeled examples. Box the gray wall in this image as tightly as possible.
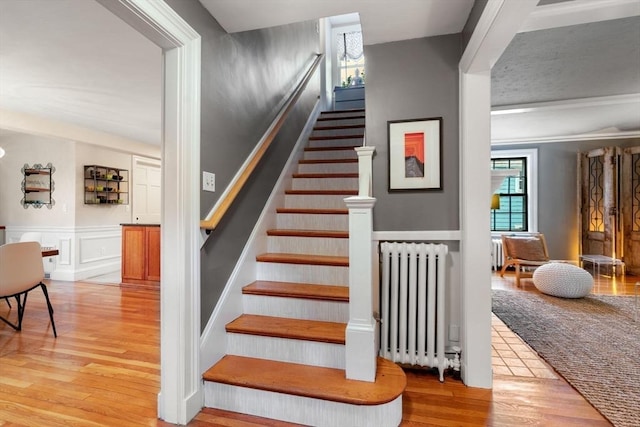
[364,34,462,231]
[493,138,640,260]
[165,0,321,329]
[462,0,488,50]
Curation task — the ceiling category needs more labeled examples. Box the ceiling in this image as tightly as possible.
[0,0,638,148]
[0,0,162,146]
[198,0,474,46]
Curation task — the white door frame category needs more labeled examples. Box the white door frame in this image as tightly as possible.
[458,0,538,388]
[96,0,202,423]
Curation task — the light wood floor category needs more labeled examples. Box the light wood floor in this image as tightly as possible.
[0,273,637,426]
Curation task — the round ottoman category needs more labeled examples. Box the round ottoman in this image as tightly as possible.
[532,263,594,298]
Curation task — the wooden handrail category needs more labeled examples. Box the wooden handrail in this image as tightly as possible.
[200,54,324,232]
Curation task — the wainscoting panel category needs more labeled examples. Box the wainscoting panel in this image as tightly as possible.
[79,234,121,264]
[4,225,122,282]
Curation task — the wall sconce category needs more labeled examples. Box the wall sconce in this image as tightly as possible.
[491,193,500,210]
[0,146,5,158]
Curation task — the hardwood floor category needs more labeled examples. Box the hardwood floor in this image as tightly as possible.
[0,281,160,426]
[1,273,636,426]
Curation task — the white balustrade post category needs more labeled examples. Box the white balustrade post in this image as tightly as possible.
[344,146,377,382]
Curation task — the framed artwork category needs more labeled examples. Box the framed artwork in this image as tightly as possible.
[387,117,442,191]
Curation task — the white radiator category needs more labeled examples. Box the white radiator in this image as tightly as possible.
[379,242,455,382]
[492,238,503,270]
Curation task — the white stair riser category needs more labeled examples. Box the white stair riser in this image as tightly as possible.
[303,150,357,161]
[311,128,364,137]
[243,294,349,322]
[291,177,358,191]
[276,213,348,230]
[320,111,365,119]
[227,334,345,369]
[268,234,348,255]
[307,139,362,149]
[308,137,363,147]
[268,236,348,256]
[204,383,403,427]
[257,262,349,286]
[315,118,364,127]
[284,194,350,209]
[297,162,358,174]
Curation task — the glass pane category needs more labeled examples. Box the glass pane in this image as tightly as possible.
[633,153,640,232]
[588,155,604,232]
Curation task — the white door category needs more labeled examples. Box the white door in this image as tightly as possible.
[132,156,161,224]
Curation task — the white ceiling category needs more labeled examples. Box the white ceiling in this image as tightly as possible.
[0,0,638,148]
[0,0,162,146]
[199,0,474,45]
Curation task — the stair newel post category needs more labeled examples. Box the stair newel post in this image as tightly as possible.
[344,146,377,382]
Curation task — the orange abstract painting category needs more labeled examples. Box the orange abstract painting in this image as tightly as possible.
[404,132,425,177]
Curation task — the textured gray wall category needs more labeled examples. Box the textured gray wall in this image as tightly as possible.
[492,17,640,106]
[165,0,320,329]
[364,35,462,231]
[493,138,640,261]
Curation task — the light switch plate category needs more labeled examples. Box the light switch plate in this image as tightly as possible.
[202,171,215,192]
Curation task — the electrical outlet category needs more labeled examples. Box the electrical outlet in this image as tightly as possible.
[202,171,215,192]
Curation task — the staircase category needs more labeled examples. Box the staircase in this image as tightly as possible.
[203,109,406,426]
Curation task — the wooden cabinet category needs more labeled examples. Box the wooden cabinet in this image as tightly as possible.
[121,225,160,288]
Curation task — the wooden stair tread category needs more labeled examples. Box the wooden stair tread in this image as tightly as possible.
[298,158,358,164]
[285,189,357,195]
[203,355,406,406]
[292,173,358,178]
[243,280,349,302]
[276,208,348,215]
[226,314,345,344]
[313,124,365,130]
[304,145,360,151]
[257,253,349,267]
[316,114,365,121]
[267,229,348,238]
[309,134,364,141]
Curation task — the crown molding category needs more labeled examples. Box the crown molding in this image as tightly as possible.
[492,130,640,146]
[492,93,640,116]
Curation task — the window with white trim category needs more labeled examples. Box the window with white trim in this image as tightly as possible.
[491,148,538,233]
[336,30,365,87]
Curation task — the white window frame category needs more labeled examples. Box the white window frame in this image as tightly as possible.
[490,148,538,235]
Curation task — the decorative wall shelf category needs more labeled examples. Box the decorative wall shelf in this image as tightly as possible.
[22,163,55,209]
[84,165,129,205]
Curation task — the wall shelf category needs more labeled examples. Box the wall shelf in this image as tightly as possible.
[84,165,129,205]
[22,163,54,209]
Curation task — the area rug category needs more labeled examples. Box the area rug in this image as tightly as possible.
[492,290,640,427]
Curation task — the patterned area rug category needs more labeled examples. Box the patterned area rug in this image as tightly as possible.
[492,290,640,427]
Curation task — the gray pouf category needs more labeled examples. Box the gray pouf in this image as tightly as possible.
[532,262,594,298]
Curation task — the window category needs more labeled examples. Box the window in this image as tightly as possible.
[336,30,365,87]
[491,149,538,233]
